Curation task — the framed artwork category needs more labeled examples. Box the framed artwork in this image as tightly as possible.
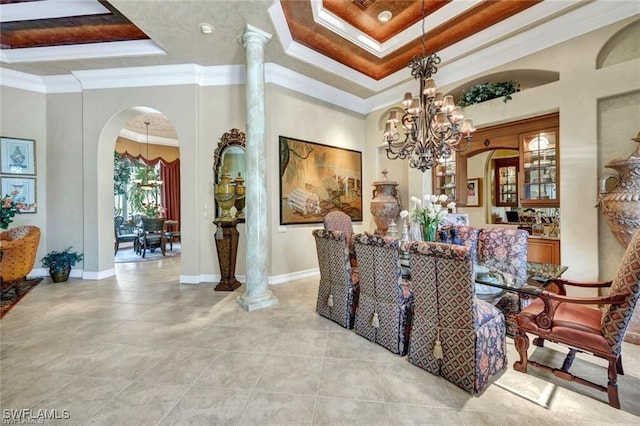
[467,178,482,207]
[1,137,36,175]
[1,176,37,213]
[444,213,469,227]
[279,136,362,225]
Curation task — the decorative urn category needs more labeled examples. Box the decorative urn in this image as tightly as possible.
[598,131,640,248]
[233,172,246,219]
[370,169,401,235]
[215,171,237,220]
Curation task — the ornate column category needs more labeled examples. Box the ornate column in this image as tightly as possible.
[236,24,278,311]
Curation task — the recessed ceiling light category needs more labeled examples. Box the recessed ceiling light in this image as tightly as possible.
[200,23,214,34]
[378,11,392,23]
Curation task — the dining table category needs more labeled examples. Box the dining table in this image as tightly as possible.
[399,253,568,302]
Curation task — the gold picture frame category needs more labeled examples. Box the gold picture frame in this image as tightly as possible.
[467,178,482,207]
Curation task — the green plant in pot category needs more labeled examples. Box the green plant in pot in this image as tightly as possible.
[41,246,83,283]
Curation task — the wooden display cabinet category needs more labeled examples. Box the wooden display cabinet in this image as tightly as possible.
[433,154,457,202]
[520,129,559,207]
[527,237,561,265]
[494,157,518,207]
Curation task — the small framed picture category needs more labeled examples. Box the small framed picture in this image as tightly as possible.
[1,137,36,175]
[444,213,470,227]
[466,178,482,207]
[1,176,37,213]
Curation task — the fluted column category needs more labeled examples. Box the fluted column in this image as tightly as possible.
[237,24,278,311]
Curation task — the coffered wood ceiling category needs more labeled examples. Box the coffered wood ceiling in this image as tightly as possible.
[0,0,637,101]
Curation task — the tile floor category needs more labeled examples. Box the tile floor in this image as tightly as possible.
[1,256,639,425]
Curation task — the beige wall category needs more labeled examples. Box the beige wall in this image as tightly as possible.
[3,18,639,285]
[0,86,48,266]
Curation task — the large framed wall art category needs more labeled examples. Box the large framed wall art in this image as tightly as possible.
[1,137,36,175]
[1,176,37,213]
[279,136,362,225]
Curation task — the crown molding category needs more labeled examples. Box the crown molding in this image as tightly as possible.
[0,0,108,23]
[1,40,166,64]
[72,64,202,89]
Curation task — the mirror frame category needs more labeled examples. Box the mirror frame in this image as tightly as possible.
[213,128,246,222]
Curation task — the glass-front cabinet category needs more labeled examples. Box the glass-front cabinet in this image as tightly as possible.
[433,154,456,202]
[521,129,559,207]
[494,157,518,207]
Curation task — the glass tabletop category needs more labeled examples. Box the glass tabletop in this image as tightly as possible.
[475,261,568,297]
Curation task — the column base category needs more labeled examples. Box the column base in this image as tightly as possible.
[215,278,241,292]
[236,288,279,312]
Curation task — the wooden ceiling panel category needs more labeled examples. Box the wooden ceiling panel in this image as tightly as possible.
[0,1,148,49]
[282,0,542,80]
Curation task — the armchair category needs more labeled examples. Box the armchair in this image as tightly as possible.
[1,226,41,296]
[353,233,413,355]
[137,217,166,258]
[312,229,359,329]
[114,216,139,255]
[514,230,640,409]
[407,241,507,395]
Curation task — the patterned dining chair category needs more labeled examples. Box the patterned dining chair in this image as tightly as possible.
[137,217,166,258]
[514,230,640,409]
[323,210,357,267]
[312,229,359,329]
[353,233,413,355]
[407,241,507,395]
[114,216,139,255]
[477,228,529,336]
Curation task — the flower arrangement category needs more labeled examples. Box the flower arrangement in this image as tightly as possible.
[402,194,455,242]
[1,190,34,230]
[142,202,163,218]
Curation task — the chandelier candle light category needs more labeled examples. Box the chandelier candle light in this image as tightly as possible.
[383,0,475,172]
[134,121,163,191]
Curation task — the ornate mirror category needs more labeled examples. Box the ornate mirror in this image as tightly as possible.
[213,128,246,222]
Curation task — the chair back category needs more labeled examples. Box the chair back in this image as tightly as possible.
[313,229,358,328]
[409,241,475,326]
[353,233,405,303]
[323,211,354,241]
[0,226,41,282]
[478,228,528,283]
[114,216,125,237]
[141,217,165,233]
[440,226,479,264]
[601,230,640,353]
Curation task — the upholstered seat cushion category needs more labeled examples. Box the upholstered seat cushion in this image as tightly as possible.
[475,299,502,328]
[518,298,609,355]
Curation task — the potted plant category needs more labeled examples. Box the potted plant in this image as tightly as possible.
[41,246,84,283]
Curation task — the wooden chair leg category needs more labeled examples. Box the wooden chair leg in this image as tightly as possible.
[608,357,620,409]
[616,355,624,375]
[513,329,530,373]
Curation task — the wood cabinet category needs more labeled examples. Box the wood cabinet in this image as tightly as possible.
[520,129,559,207]
[527,237,560,264]
[433,154,457,202]
[494,157,519,207]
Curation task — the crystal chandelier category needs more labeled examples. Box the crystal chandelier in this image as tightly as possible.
[134,121,163,190]
[383,0,475,172]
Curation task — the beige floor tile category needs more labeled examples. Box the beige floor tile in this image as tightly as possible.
[254,354,324,395]
[313,396,389,425]
[386,403,465,425]
[235,391,316,425]
[158,386,249,425]
[318,358,385,401]
[194,351,268,390]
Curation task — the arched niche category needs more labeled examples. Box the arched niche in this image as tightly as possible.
[448,69,560,102]
[596,19,640,69]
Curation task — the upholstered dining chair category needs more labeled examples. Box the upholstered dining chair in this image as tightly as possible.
[477,228,529,336]
[0,226,41,296]
[312,229,359,329]
[408,241,507,395]
[323,210,357,267]
[514,230,640,409]
[114,216,139,255]
[353,233,413,355]
[137,217,166,258]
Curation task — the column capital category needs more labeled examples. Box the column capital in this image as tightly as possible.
[239,24,272,48]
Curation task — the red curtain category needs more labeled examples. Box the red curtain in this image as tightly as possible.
[160,159,181,225]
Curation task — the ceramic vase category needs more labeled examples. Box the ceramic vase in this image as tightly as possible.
[50,266,71,283]
[370,169,401,235]
[422,222,437,242]
[598,132,640,248]
[215,172,237,220]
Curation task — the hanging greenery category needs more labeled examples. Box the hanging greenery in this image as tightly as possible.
[127,162,161,215]
[114,152,132,196]
[457,81,520,108]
